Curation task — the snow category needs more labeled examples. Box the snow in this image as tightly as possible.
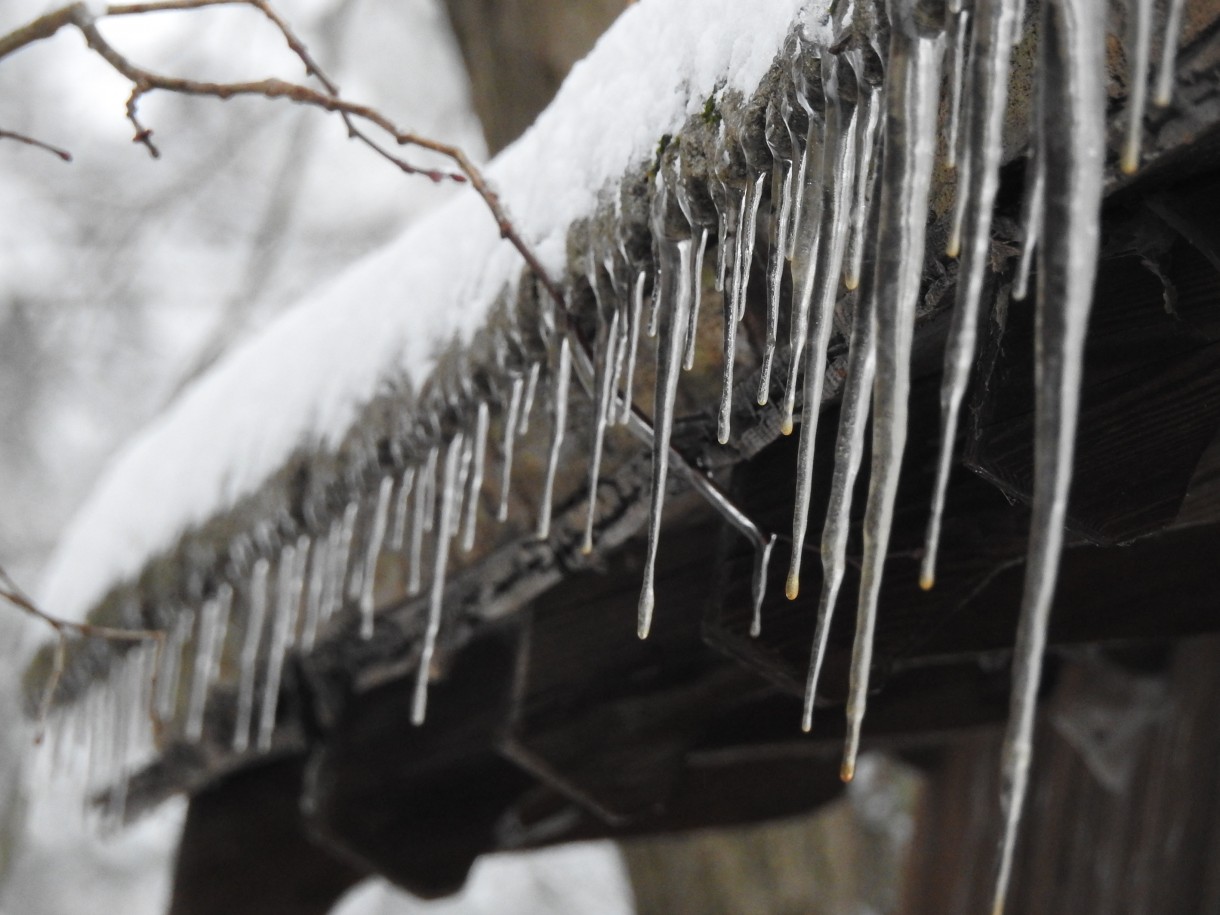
[40,0,819,623]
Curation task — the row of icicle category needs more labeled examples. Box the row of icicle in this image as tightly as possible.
[37,0,1187,909]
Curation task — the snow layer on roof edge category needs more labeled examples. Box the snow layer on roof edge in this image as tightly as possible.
[39,0,815,622]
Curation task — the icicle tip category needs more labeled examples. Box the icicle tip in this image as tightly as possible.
[784,573,800,601]
[1120,148,1139,176]
[919,572,934,591]
[781,417,794,436]
[844,271,859,292]
[839,758,855,783]
[637,589,654,639]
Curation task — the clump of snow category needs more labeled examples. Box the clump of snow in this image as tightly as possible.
[40,0,819,622]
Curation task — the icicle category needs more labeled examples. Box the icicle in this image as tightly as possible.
[923,0,1020,591]
[584,307,621,554]
[620,271,646,424]
[153,609,193,723]
[713,179,736,295]
[388,466,415,552]
[411,433,463,725]
[320,519,346,623]
[781,88,827,436]
[299,531,327,650]
[946,8,971,169]
[787,50,859,602]
[184,583,232,742]
[518,361,541,436]
[232,558,270,753]
[1122,0,1154,174]
[749,535,777,638]
[761,105,800,402]
[1013,147,1044,302]
[842,6,944,784]
[358,475,393,639]
[1154,0,1187,107]
[683,228,710,371]
[844,81,882,291]
[337,500,360,601]
[498,376,525,522]
[462,402,490,552]
[610,294,631,420]
[803,167,881,730]
[736,172,766,324]
[638,173,693,639]
[538,335,572,540]
[993,1,1104,910]
[256,543,303,751]
[409,449,437,595]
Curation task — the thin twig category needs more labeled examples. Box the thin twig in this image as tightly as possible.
[0,128,72,160]
[0,565,164,743]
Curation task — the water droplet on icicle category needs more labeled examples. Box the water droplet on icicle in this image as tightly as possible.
[924,0,1020,591]
[993,1,1105,910]
[842,7,945,784]
[538,335,572,540]
[411,433,464,726]
[232,557,270,752]
[787,47,859,602]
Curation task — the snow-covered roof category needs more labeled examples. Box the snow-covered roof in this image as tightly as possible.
[40,0,818,623]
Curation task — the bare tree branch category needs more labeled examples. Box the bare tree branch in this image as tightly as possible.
[0,565,164,744]
[0,128,71,160]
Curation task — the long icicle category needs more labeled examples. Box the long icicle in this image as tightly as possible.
[946,7,971,169]
[1013,146,1044,302]
[462,402,490,552]
[409,449,437,595]
[358,474,394,639]
[683,228,710,371]
[842,3,944,784]
[1121,0,1154,175]
[498,376,525,522]
[1154,0,1187,107]
[992,0,1104,909]
[619,271,646,424]
[923,0,1019,590]
[256,541,305,751]
[184,583,231,742]
[844,79,882,291]
[781,89,827,436]
[232,557,270,753]
[538,335,572,540]
[638,173,693,639]
[719,176,763,444]
[411,432,463,726]
[803,172,881,730]
[787,49,859,601]
[584,306,621,553]
[760,140,795,401]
